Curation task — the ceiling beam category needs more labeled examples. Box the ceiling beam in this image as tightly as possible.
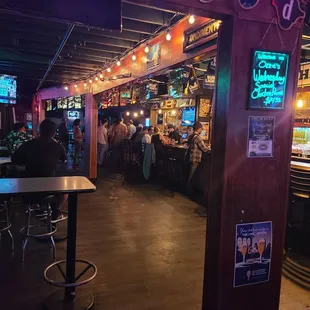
[121,19,155,34]
[122,2,172,25]
[122,0,183,14]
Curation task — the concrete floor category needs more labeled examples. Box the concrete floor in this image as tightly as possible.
[0,175,310,309]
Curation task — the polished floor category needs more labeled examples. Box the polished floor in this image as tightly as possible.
[0,176,309,309]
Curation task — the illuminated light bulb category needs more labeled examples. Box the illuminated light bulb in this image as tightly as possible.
[84,82,87,87]
[117,60,121,66]
[145,44,149,53]
[74,84,77,88]
[107,67,111,73]
[172,109,176,115]
[126,112,130,116]
[89,79,92,83]
[113,76,117,80]
[95,77,99,81]
[99,74,103,79]
[64,86,68,90]
[166,29,172,41]
[140,110,144,115]
[132,53,136,61]
[297,99,304,108]
[189,15,195,24]
[133,112,138,118]
[158,109,162,114]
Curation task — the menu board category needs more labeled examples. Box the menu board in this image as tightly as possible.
[249,50,289,110]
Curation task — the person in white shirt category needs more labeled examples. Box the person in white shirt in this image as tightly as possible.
[142,126,154,145]
[97,119,108,166]
[127,119,136,139]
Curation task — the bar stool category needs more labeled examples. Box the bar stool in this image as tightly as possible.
[0,199,14,250]
[20,195,57,262]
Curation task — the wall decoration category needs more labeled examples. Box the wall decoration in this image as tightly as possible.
[234,221,272,287]
[203,74,215,89]
[239,0,260,9]
[247,116,275,158]
[249,50,289,110]
[272,0,305,30]
[183,20,220,53]
[199,98,211,118]
[147,43,161,71]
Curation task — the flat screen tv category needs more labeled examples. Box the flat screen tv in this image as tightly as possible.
[0,75,17,104]
[182,107,196,126]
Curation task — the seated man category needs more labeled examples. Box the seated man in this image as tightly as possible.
[12,119,67,222]
[6,122,33,156]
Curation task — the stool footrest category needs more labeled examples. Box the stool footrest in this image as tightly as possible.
[44,259,97,288]
[20,225,57,238]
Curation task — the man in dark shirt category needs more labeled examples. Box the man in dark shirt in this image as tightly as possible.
[12,119,67,222]
[167,124,181,143]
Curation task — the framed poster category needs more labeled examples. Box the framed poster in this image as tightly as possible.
[249,50,289,110]
[234,221,272,288]
[247,116,275,158]
[147,43,161,71]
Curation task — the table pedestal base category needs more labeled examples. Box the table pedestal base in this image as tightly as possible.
[43,290,94,310]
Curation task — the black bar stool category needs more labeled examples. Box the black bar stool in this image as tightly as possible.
[0,199,14,250]
[20,195,57,262]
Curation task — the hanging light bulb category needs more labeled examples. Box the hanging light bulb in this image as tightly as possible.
[297,99,304,108]
[89,79,92,83]
[74,84,78,88]
[95,77,99,81]
[158,109,162,114]
[113,76,117,80]
[117,60,121,66]
[132,52,136,61]
[126,112,130,116]
[84,82,87,87]
[145,43,149,53]
[140,110,144,115]
[133,112,138,118]
[172,109,176,115]
[166,29,172,41]
[107,67,111,73]
[64,85,68,90]
[99,74,103,79]
[189,15,195,24]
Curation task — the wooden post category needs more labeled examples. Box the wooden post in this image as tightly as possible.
[202,16,302,310]
[84,93,98,180]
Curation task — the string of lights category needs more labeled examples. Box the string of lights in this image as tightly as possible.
[61,13,200,91]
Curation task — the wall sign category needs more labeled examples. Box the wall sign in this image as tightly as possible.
[272,0,305,30]
[147,43,161,71]
[239,0,260,9]
[183,20,220,53]
[234,221,272,288]
[249,50,289,110]
[203,74,215,89]
[247,116,275,158]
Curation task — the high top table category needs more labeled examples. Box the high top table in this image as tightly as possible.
[0,176,96,310]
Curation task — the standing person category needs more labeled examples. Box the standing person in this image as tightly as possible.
[167,124,181,143]
[73,119,83,167]
[11,119,67,222]
[110,117,127,168]
[127,119,136,139]
[97,119,108,166]
[187,122,210,193]
[58,118,68,152]
[6,122,33,156]
[142,126,154,144]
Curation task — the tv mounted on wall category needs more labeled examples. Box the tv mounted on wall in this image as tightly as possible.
[0,75,17,104]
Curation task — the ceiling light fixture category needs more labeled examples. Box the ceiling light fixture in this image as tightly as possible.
[117,60,121,66]
[74,84,77,88]
[189,15,195,24]
[132,52,136,61]
[297,99,304,108]
[89,79,92,83]
[84,82,87,87]
[145,43,149,53]
[99,74,103,79]
[95,77,99,81]
[64,86,68,90]
[166,29,172,41]
[126,112,130,116]
[140,110,144,115]
[107,67,111,72]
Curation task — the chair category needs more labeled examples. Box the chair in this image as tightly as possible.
[0,199,14,250]
[20,195,57,262]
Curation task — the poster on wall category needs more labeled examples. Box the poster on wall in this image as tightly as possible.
[203,74,215,89]
[199,98,211,118]
[249,50,289,110]
[234,221,272,288]
[247,116,275,158]
[147,43,161,71]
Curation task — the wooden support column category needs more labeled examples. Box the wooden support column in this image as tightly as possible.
[84,93,97,180]
[202,16,302,310]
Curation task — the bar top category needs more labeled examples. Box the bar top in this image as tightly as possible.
[0,176,96,195]
[291,160,310,171]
